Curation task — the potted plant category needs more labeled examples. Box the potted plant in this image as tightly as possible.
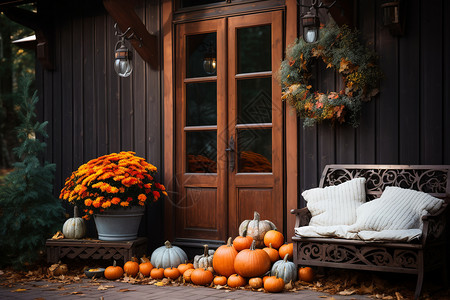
[59,151,167,241]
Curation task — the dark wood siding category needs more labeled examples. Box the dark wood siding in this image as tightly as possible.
[36,0,163,250]
[298,0,450,206]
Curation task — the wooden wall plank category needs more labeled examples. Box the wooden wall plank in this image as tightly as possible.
[399,0,420,164]
[420,0,443,164]
[83,14,96,161]
[95,12,108,155]
[376,0,399,164]
[72,15,84,168]
[356,0,376,164]
[444,0,450,164]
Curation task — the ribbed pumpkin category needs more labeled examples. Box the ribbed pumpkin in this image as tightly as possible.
[104,260,123,280]
[164,267,181,280]
[264,275,284,293]
[139,258,153,277]
[191,268,214,286]
[249,277,263,289]
[62,206,86,239]
[193,244,214,269]
[212,237,238,277]
[233,235,253,251]
[239,211,277,248]
[227,274,246,288]
[263,230,284,249]
[150,267,165,279]
[279,243,293,260]
[263,243,280,263]
[123,258,139,277]
[234,240,271,278]
[177,262,194,275]
[213,275,227,286]
[271,254,297,283]
[150,240,188,269]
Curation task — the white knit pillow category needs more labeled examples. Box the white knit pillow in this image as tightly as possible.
[302,178,366,226]
[349,186,444,232]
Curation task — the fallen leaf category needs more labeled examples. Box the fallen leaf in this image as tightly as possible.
[51,231,64,239]
[70,291,83,295]
[11,288,27,292]
[118,288,134,292]
[395,291,405,300]
[339,289,356,296]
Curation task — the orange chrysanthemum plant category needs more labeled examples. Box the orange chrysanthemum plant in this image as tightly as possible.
[60,151,167,219]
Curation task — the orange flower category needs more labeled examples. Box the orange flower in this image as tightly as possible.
[101,201,111,208]
[111,197,121,205]
[84,199,93,206]
[138,194,147,201]
[120,201,129,207]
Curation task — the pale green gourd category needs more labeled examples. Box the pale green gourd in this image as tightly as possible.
[271,254,297,283]
[62,206,86,239]
[150,240,188,269]
[193,244,214,269]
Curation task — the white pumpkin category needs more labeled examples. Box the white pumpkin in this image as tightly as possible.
[271,254,297,283]
[150,240,188,268]
[193,244,214,269]
[239,211,277,248]
[62,206,86,239]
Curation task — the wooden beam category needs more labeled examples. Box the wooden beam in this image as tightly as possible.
[2,6,53,70]
[323,0,354,28]
[103,0,158,69]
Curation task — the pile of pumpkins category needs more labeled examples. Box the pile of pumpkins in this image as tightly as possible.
[102,211,314,293]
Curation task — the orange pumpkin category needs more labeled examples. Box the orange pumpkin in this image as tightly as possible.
[279,243,293,260]
[298,267,314,283]
[234,240,271,278]
[227,273,246,288]
[164,267,181,280]
[263,243,280,263]
[191,268,214,286]
[213,275,227,286]
[150,267,165,279]
[177,262,194,275]
[212,237,238,277]
[249,277,263,289]
[139,258,153,277]
[183,268,194,282]
[124,258,139,277]
[264,275,285,293]
[264,230,284,249]
[104,260,123,280]
[263,275,270,284]
[233,235,253,251]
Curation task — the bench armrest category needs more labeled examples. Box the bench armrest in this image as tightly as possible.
[290,207,312,228]
[421,202,448,245]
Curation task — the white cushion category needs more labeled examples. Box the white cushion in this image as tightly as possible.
[302,178,366,226]
[357,229,422,242]
[295,225,359,239]
[348,186,444,233]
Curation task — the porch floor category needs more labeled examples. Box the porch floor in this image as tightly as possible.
[0,277,373,299]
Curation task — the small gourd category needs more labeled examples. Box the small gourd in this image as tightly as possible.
[193,244,214,269]
[239,211,277,248]
[62,206,86,239]
[271,254,297,283]
[150,240,188,269]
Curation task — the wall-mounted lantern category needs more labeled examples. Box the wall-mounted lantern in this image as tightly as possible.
[381,1,405,36]
[203,45,217,75]
[300,0,336,44]
[114,23,142,78]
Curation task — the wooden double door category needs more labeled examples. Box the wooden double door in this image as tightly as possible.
[174,11,283,246]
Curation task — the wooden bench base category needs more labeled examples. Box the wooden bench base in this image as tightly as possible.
[45,237,147,263]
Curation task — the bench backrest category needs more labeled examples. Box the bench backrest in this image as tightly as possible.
[319,165,450,202]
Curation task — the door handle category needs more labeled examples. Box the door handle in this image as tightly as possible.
[225,136,235,172]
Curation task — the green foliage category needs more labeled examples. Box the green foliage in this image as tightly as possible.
[0,76,64,270]
[278,23,382,127]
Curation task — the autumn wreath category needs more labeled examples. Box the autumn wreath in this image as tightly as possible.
[278,23,382,127]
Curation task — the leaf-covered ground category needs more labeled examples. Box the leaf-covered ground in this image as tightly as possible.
[0,260,449,300]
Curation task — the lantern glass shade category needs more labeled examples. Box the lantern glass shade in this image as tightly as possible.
[382,1,400,25]
[114,43,133,77]
[302,12,320,43]
[203,56,217,75]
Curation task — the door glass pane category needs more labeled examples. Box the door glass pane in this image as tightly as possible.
[186,82,217,126]
[237,25,271,74]
[186,131,217,173]
[186,33,217,78]
[237,77,272,124]
[237,129,272,173]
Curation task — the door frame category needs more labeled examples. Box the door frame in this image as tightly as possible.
[162,0,299,243]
